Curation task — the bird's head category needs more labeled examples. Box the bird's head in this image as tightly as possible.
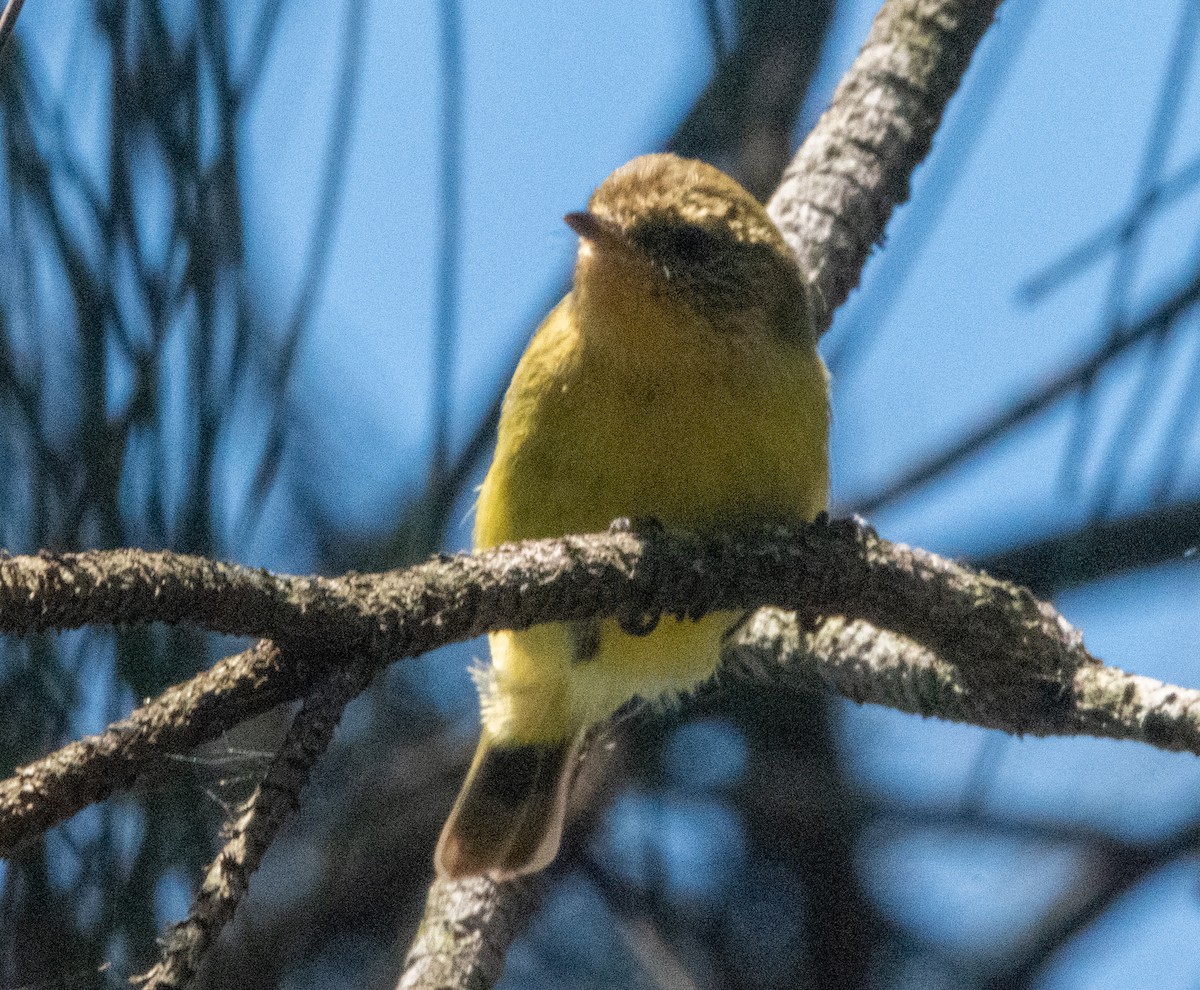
[566,153,810,341]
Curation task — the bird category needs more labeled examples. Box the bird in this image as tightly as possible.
[435,152,829,880]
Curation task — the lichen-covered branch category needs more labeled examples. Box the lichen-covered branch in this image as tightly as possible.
[0,520,1088,699]
[728,610,1200,753]
[131,659,375,989]
[2,534,1198,989]
[767,0,1002,332]
[397,877,542,990]
[4,517,1198,862]
[0,639,334,855]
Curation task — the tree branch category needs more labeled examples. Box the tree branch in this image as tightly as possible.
[767,0,1003,333]
[1,4,1165,989]
[0,517,1089,688]
[729,609,1200,755]
[4,517,1200,862]
[669,0,836,201]
[131,659,375,989]
[977,497,1200,597]
[848,268,1200,516]
[0,639,333,857]
[397,877,543,990]
[0,0,25,56]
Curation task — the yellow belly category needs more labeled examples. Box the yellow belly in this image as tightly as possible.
[474,269,829,744]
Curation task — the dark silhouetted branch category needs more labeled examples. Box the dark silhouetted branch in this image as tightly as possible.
[0,0,25,56]
[1020,148,1200,303]
[850,270,1200,516]
[978,498,1200,597]
[670,0,835,201]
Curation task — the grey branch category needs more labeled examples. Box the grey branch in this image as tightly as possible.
[130,659,375,989]
[4,517,1200,862]
[398,877,543,990]
[768,0,1002,333]
[729,610,1200,756]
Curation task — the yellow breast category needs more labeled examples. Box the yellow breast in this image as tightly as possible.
[474,247,829,740]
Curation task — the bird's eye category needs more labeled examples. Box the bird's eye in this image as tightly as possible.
[669,225,714,262]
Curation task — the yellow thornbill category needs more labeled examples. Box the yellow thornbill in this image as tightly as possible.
[435,153,829,880]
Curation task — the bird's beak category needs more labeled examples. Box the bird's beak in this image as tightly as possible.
[564,210,623,248]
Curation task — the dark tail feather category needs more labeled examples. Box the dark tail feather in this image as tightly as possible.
[435,734,577,880]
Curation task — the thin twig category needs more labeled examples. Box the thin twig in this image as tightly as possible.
[230,0,370,547]
[0,639,331,856]
[982,815,1200,990]
[1057,0,1200,506]
[977,497,1200,597]
[1019,149,1200,303]
[132,659,377,988]
[849,269,1200,516]
[431,0,463,479]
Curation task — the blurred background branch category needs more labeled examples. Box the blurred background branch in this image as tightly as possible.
[0,0,25,55]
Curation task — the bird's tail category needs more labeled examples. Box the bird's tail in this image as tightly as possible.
[435,731,579,880]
